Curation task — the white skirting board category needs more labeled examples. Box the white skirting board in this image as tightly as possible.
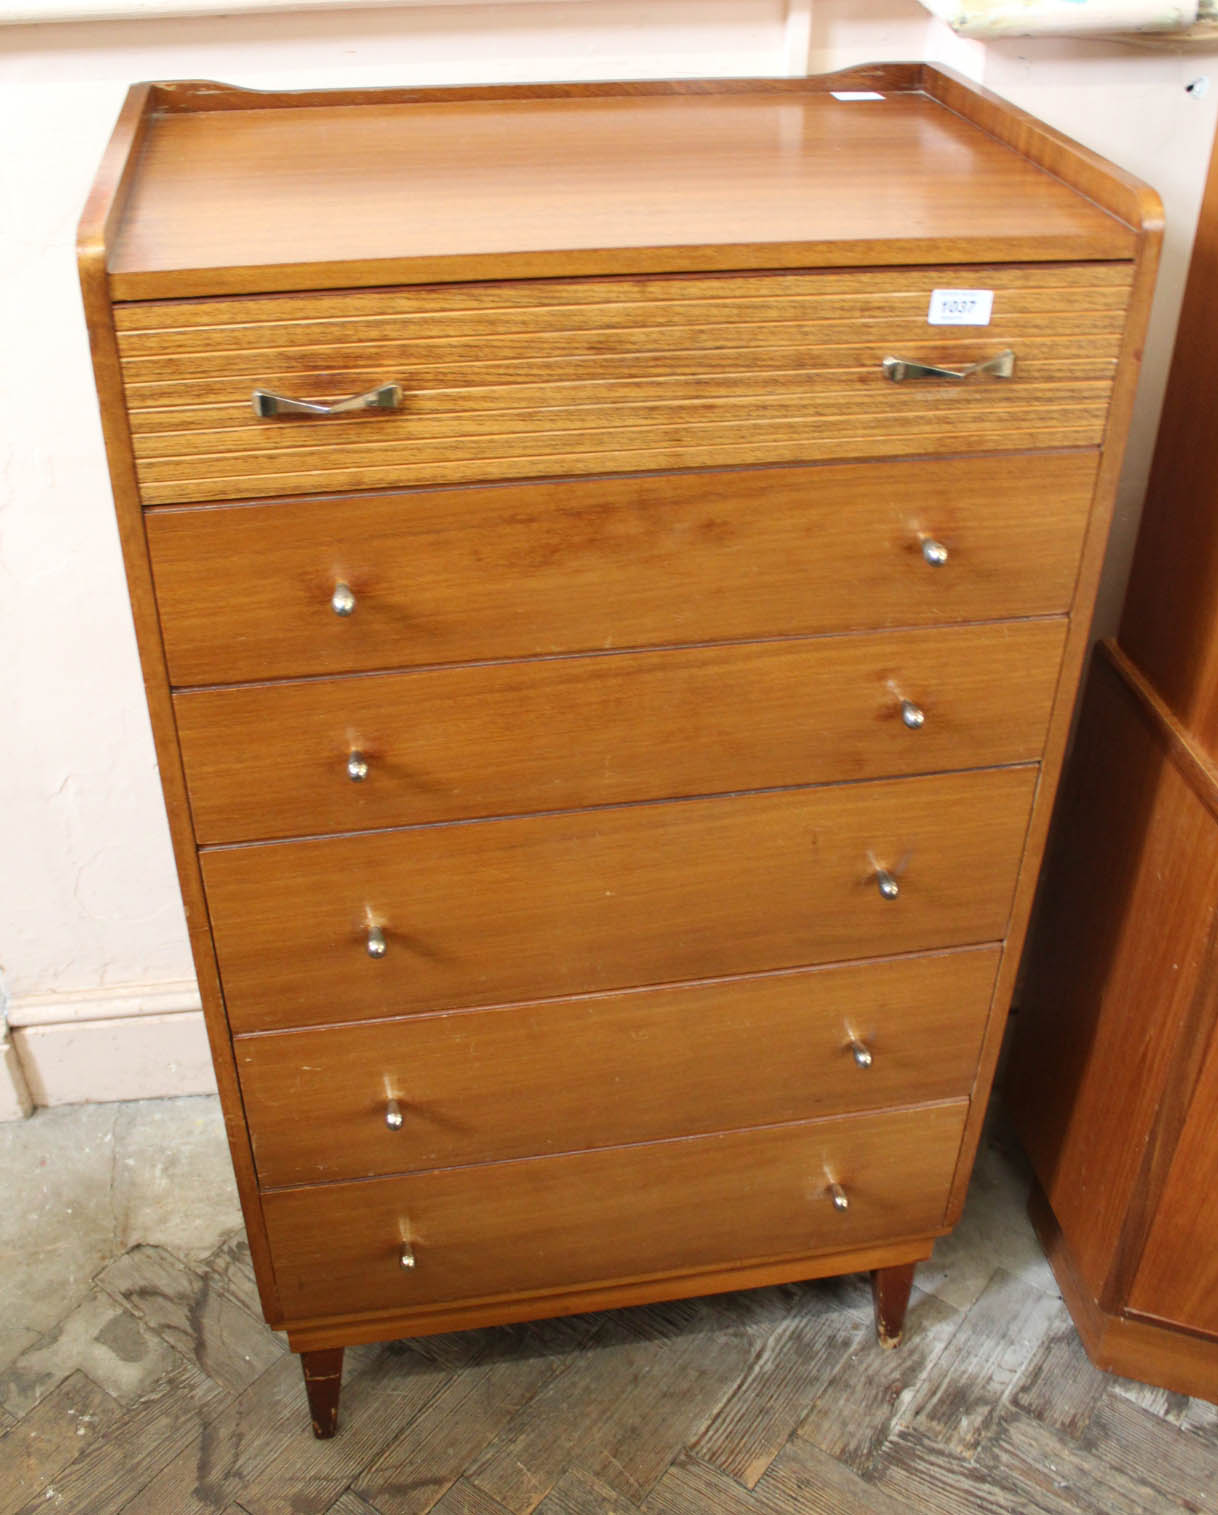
[2,982,216,1117]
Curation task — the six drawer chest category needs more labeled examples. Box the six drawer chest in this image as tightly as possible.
[79,65,1161,1436]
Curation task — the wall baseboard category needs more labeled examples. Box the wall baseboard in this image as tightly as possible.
[3,981,216,1116]
[1,1029,33,1120]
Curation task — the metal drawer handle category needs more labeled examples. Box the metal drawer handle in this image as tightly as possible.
[849,1038,874,1070]
[366,926,387,959]
[874,867,900,901]
[331,582,357,617]
[883,350,1014,383]
[385,1099,404,1131]
[252,382,402,418]
[829,1182,850,1213]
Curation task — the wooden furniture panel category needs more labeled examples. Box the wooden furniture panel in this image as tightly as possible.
[80,68,1161,1433]
[147,453,1098,687]
[203,765,1037,1033]
[177,620,1065,844]
[1128,1004,1218,1337]
[107,79,1138,299]
[1009,648,1218,1300]
[118,265,1126,504]
[237,946,999,1187]
[1006,95,1218,1404]
[262,1100,969,1323]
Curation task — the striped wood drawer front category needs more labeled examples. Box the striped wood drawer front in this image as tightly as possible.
[237,947,999,1187]
[117,265,1131,504]
[201,765,1037,1033]
[147,454,1097,686]
[261,1100,969,1322]
[177,619,1066,844]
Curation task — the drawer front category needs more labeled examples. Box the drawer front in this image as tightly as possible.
[148,454,1096,687]
[178,620,1066,844]
[238,947,998,1187]
[262,1100,968,1322]
[202,765,1036,1033]
[116,266,1129,505]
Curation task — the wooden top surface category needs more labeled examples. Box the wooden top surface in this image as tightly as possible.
[101,79,1139,299]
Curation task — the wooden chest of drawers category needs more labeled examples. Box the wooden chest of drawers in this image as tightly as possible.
[79,65,1160,1437]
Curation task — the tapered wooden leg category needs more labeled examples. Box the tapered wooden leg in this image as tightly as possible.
[300,1347,344,1438]
[871,1262,916,1349]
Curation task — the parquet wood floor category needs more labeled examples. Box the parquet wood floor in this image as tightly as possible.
[2,1103,1215,1515]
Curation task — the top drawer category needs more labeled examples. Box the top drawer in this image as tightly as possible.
[116,264,1131,505]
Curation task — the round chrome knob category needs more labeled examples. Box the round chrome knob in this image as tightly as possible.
[347,751,369,783]
[399,1242,416,1271]
[875,869,900,901]
[385,1099,404,1130]
[829,1183,849,1213]
[921,538,949,567]
[331,582,356,617]
[850,1039,873,1069]
[366,926,387,958]
[900,699,925,730]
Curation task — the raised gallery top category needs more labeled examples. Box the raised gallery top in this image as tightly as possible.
[84,68,1154,300]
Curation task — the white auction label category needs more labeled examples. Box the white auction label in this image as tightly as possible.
[928,289,994,326]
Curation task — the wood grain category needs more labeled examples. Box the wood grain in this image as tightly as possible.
[0,1374,120,1514]
[235,947,999,1187]
[1128,985,1218,1335]
[77,64,1164,1426]
[282,1239,935,1355]
[116,265,1126,504]
[1120,111,1218,759]
[1030,1183,1218,1402]
[201,766,1037,1034]
[14,1105,1218,1511]
[463,1298,759,1510]
[940,136,1163,1229]
[105,83,1135,301]
[176,620,1066,844]
[300,1349,343,1440]
[260,1102,966,1322]
[1009,647,1218,1302]
[146,453,1098,687]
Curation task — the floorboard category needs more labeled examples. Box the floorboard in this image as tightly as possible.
[2,1099,1216,1515]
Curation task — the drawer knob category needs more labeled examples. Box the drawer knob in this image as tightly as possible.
[850,1039,874,1069]
[331,582,357,617]
[399,1241,416,1271]
[253,381,402,418]
[874,868,900,901]
[829,1183,850,1213]
[347,751,370,783]
[385,1099,404,1130]
[366,926,387,958]
[921,538,949,567]
[900,699,925,731]
[883,350,1014,383]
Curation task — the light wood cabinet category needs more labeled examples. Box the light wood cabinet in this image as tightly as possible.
[79,66,1160,1435]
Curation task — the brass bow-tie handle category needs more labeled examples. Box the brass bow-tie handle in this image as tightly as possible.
[882,350,1015,383]
[252,382,402,417]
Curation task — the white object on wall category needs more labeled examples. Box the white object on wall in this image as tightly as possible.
[919,0,1202,36]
